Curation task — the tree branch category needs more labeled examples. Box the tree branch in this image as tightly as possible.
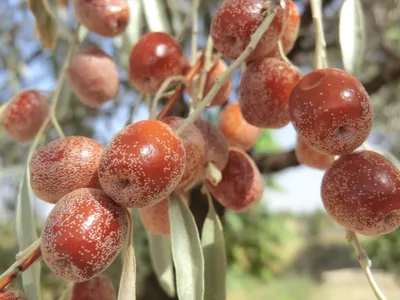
[254,149,300,174]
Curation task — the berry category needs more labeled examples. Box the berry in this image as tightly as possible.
[239,57,300,128]
[209,147,263,211]
[99,120,186,208]
[211,0,286,62]
[162,116,205,191]
[30,136,103,204]
[281,0,300,54]
[1,90,49,143]
[0,289,27,300]
[70,275,116,300]
[128,32,186,94]
[289,68,373,155]
[219,102,260,150]
[41,188,128,281]
[295,136,334,170]
[67,47,119,108]
[321,150,400,236]
[73,0,130,37]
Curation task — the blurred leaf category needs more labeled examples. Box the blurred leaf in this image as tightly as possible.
[28,0,58,50]
[254,130,281,154]
[169,194,204,300]
[118,219,136,300]
[141,0,172,33]
[147,232,175,297]
[339,0,365,75]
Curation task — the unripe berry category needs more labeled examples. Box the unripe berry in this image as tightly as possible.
[219,103,260,150]
[1,90,49,143]
[41,188,128,281]
[73,0,130,37]
[30,136,103,204]
[295,136,334,170]
[281,0,300,54]
[239,57,300,128]
[67,47,119,108]
[321,151,400,236]
[289,68,373,155]
[70,275,116,300]
[128,32,186,94]
[99,120,186,208]
[0,289,27,300]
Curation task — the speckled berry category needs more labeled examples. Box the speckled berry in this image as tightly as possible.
[70,275,116,300]
[281,0,300,54]
[295,136,334,170]
[0,289,27,300]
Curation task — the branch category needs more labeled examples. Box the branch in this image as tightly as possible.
[363,62,400,94]
[254,149,300,174]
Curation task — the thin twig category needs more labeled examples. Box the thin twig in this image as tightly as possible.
[310,0,328,69]
[190,0,200,66]
[175,0,198,42]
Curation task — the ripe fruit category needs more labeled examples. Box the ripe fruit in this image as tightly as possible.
[239,57,300,128]
[67,47,119,108]
[30,136,103,203]
[209,147,263,211]
[211,0,286,62]
[41,188,128,281]
[321,150,400,236]
[73,0,130,37]
[295,136,334,170]
[0,289,27,300]
[99,120,186,208]
[162,116,205,191]
[281,0,300,54]
[70,275,116,300]
[140,198,170,235]
[128,32,186,94]
[219,102,260,150]
[289,68,373,155]
[1,90,49,143]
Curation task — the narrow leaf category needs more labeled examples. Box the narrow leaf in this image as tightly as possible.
[169,194,204,300]
[147,232,175,297]
[141,0,172,33]
[16,168,41,300]
[201,195,227,300]
[28,0,58,49]
[339,0,366,75]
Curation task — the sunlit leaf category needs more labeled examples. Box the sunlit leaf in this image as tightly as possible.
[141,0,172,33]
[28,0,58,49]
[339,0,366,75]
[169,194,204,300]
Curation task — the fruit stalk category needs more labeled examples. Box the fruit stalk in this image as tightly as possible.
[310,0,328,69]
[190,0,200,66]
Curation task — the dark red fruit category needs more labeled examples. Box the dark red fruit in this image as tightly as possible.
[295,136,334,170]
[99,120,186,208]
[322,150,400,236]
[128,32,186,94]
[30,136,103,204]
[41,188,128,281]
[289,68,373,155]
[0,289,27,300]
[239,57,300,128]
[70,275,116,300]
[281,0,300,54]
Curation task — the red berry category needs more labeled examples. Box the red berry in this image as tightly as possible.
[162,116,205,191]
[239,57,300,128]
[321,151,400,236]
[289,68,373,155]
[295,136,334,170]
[0,289,27,300]
[74,0,130,37]
[128,32,186,94]
[209,147,263,211]
[30,136,103,204]
[99,120,186,208]
[219,102,260,150]
[2,90,49,143]
[41,188,128,281]
[211,0,286,62]
[281,0,300,54]
[70,275,116,300]
[67,47,119,108]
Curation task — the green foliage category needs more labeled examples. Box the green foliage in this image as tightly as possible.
[254,129,281,154]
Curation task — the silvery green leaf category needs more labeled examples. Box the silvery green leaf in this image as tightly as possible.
[169,194,204,300]
[339,0,366,75]
[118,237,136,299]
[141,0,172,33]
[28,0,58,49]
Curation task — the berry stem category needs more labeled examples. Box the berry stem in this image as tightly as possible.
[345,230,387,300]
[175,4,281,135]
[175,0,199,42]
[127,93,144,125]
[205,162,222,186]
[0,238,42,290]
[310,0,328,69]
[190,0,200,66]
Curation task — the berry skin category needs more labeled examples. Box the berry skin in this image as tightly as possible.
[67,47,119,108]
[289,68,373,155]
[128,32,186,94]
[162,117,205,191]
[41,188,128,282]
[30,136,103,204]
[0,289,27,300]
[140,198,170,235]
[211,0,286,62]
[99,120,186,208]
[321,151,400,236]
[219,102,260,150]
[74,0,130,37]
[281,0,300,54]
[1,90,49,143]
[70,275,116,300]
[295,136,334,170]
[239,57,300,128]
[209,147,263,211]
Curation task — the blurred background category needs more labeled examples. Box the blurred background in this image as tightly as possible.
[1,0,400,299]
